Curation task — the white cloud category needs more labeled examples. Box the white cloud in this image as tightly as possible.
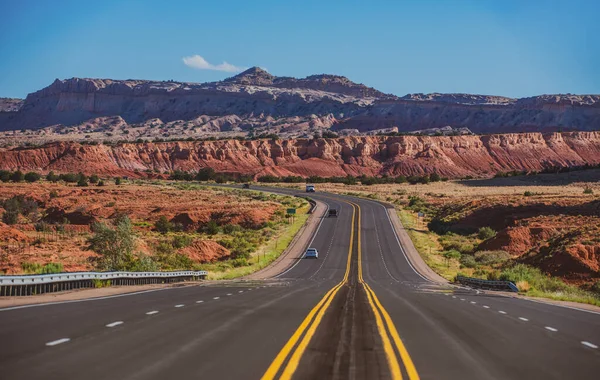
[182,55,245,72]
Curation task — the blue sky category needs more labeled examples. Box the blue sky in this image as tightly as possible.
[1,0,598,99]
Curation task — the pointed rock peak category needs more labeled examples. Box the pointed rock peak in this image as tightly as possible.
[224,66,275,85]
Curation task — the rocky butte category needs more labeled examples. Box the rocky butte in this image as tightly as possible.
[0,132,599,179]
[1,67,599,136]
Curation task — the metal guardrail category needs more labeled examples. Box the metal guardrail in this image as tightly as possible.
[456,276,519,292]
[0,271,207,297]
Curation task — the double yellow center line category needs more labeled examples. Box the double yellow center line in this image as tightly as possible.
[261,201,419,380]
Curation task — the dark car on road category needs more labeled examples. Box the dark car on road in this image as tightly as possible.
[328,209,338,217]
[242,184,250,189]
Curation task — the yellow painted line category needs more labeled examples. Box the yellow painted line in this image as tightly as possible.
[352,200,420,380]
[261,202,355,380]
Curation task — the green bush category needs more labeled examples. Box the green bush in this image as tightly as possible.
[477,226,497,240]
[524,191,533,196]
[24,172,41,183]
[499,264,567,293]
[10,170,24,182]
[2,211,18,225]
[172,234,193,249]
[583,187,593,194]
[459,254,477,268]
[115,177,122,185]
[222,224,242,235]
[439,233,475,254]
[89,174,100,184]
[46,171,59,182]
[201,220,220,235]
[474,250,511,265]
[59,173,79,183]
[40,262,63,274]
[154,216,172,234]
[0,170,10,182]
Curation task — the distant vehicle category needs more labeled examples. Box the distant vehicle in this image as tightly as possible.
[304,248,319,259]
[306,184,315,192]
[328,209,338,217]
[242,183,250,189]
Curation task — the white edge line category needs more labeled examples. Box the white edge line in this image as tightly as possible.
[545,326,558,332]
[519,297,600,316]
[581,341,598,349]
[46,338,70,346]
[106,321,124,327]
[274,200,329,278]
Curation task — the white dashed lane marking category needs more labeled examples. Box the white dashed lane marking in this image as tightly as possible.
[238,290,244,293]
[581,341,598,349]
[213,297,220,300]
[146,311,159,315]
[545,327,558,332]
[518,317,529,322]
[483,306,490,309]
[106,321,124,328]
[470,301,476,304]
[175,304,184,308]
[227,293,233,296]
[498,311,507,315]
[196,300,204,304]
[46,338,70,346]
[460,298,466,301]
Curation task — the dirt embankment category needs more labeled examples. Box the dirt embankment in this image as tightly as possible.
[0,183,279,274]
[434,198,600,283]
[0,132,599,179]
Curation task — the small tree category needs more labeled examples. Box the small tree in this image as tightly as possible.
[89,174,100,184]
[430,172,441,182]
[0,170,10,182]
[87,216,136,271]
[115,177,122,185]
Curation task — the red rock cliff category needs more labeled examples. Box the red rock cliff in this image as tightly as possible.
[1,132,599,179]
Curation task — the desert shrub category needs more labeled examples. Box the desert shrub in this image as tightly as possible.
[24,172,41,183]
[0,170,10,182]
[97,180,105,186]
[89,174,100,184]
[442,249,461,261]
[10,170,24,182]
[87,216,136,271]
[77,176,88,187]
[477,226,497,240]
[222,224,242,235]
[154,216,172,234]
[172,234,193,249]
[201,220,220,235]
[59,173,79,183]
[439,233,475,254]
[46,171,59,182]
[406,196,429,213]
[2,210,18,225]
[459,254,477,268]
[474,250,511,265]
[21,262,43,273]
[35,221,52,232]
[49,190,59,199]
[516,280,531,292]
[195,167,216,181]
[583,187,594,194]
[115,177,122,185]
[40,262,63,274]
[129,254,160,272]
[430,172,441,182]
[231,258,249,267]
[523,191,533,196]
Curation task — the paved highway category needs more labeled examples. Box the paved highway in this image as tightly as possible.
[1,189,599,379]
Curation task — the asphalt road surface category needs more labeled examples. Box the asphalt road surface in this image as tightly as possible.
[1,188,599,379]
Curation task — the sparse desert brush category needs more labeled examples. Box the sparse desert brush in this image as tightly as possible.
[516,280,531,292]
[583,187,593,194]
